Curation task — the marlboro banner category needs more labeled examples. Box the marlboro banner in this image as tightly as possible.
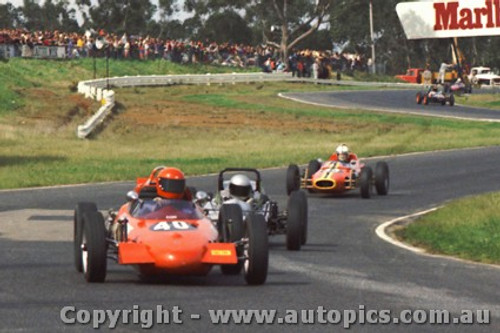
[396,0,500,39]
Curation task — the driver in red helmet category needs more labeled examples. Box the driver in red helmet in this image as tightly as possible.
[156,167,187,199]
[134,166,193,201]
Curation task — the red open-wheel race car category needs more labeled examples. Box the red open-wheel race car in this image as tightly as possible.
[286,157,389,199]
[73,166,268,285]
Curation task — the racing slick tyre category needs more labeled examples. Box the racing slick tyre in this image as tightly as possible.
[359,166,373,199]
[415,92,422,104]
[306,159,321,193]
[423,95,429,105]
[307,159,321,179]
[74,202,97,273]
[219,204,245,275]
[374,162,390,195]
[297,190,308,246]
[449,94,455,106]
[81,211,107,282]
[441,99,446,106]
[286,164,301,195]
[286,190,304,251]
[243,212,268,285]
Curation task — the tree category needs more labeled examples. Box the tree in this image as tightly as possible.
[258,0,332,63]
[19,0,43,31]
[330,0,425,74]
[89,0,156,35]
[155,0,178,38]
[18,0,79,32]
[0,3,21,29]
[184,0,332,64]
[198,10,252,44]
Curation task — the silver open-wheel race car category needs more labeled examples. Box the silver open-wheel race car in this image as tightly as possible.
[194,168,308,253]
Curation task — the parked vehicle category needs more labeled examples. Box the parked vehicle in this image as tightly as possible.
[468,66,500,87]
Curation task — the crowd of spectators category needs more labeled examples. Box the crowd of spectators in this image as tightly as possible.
[0,28,370,78]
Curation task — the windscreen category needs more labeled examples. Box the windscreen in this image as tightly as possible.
[131,199,204,220]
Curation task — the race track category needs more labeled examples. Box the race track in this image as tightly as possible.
[281,89,500,122]
[1,90,500,332]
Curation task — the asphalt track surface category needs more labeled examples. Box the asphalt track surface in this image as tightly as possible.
[281,89,500,122]
[1,92,500,332]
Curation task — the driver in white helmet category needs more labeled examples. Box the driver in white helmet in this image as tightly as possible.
[221,173,264,205]
[228,174,253,201]
[329,144,359,177]
[329,144,357,164]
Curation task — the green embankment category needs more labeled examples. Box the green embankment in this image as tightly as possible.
[396,193,500,265]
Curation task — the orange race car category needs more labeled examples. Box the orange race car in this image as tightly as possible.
[73,166,268,285]
[286,144,389,199]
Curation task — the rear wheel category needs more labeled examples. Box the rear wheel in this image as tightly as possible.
[449,94,455,106]
[82,211,107,282]
[415,92,422,104]
[244,213,268,285]
[74,202,97,273]
[375,162,390,195]
[359,166,373,199]
[286,190,305,250]
[423,95,429,105]
[286,164,300,195]
[219,204,244,275]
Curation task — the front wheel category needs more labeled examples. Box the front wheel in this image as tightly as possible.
[286,190,306,250]
[423,95,429,105]
[306,159,321,179]
[359,166,373,199]
[449,94,455,106]
[243,213,268,285]
[219,204,244,275]
[297,191,308,246]
[74,202,97,273]
[375,162,390,195]
[286,164,300,195]
[81,211,107,282]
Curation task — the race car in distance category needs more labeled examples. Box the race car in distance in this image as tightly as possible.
[195,168,308,251]
[415,85,455,106]
[286,158,389,199]
[74,166,268,285]
[449,79,472,95]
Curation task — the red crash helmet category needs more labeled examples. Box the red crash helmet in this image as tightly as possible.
[156,167,186,199]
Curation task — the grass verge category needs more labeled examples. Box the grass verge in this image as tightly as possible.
[1,58,500,189]
[456,92,500,109]
[395,193,500,264]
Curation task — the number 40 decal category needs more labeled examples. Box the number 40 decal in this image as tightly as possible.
[151,221,193,231]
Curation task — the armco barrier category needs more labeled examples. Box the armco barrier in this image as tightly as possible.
[76,72,418,138]
[77,90,115,139]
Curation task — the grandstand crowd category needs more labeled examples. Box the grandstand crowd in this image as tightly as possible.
[0,28,370,78]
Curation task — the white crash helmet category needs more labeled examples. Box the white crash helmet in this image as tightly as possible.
[336,144,350,162]
[229,174,252,200]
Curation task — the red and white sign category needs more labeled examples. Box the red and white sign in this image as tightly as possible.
[396,0,500,39]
